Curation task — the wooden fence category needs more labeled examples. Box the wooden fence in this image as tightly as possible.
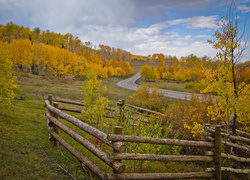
[204,124,250,178]
[44,95,250,180]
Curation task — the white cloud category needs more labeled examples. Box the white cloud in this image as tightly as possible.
[169,16,218,29]
[238,5,250,13]
[196,35,211,39]
[184,35,193,41]
[132,40,217,58]
[2,0,248,61]
[173,41,188,46]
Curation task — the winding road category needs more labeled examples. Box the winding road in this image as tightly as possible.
[116,72,209,101]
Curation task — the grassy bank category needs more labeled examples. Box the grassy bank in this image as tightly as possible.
[138,78,202,93]
[0,93,90,179]
[1,68,195,179]
[0,72,134,179]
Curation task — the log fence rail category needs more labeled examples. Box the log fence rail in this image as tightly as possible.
[44,95,250,179]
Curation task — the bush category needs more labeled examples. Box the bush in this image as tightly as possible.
[129,84,167,113]
[185,82,205,93]
[166,94,215,140]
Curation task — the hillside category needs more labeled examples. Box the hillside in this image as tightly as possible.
[0,71,136,179]
[0,22,136,79]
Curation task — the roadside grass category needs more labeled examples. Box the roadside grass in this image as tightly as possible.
[16,72,134,105]
[128,60,202,93]
[102,77,134,105]
[138,78,201,93]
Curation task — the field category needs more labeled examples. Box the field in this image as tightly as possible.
[0,61,200,179]
[0,71,138,179]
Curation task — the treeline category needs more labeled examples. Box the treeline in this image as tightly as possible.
[140,53,250,83]
[0,22,133,78]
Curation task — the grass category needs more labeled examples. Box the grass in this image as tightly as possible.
[138,78,201,93]
[0,94,90,179]
[0,69,200,179]
[128,60,203,93]
[15,72,134,104]
[0,72,135,180]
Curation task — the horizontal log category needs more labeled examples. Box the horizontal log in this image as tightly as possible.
[207,128,250,143]
[45,100,126,153]
[208,127,250,139]
[58,107,81,113]
[108,153,213,162]
[46,113,125,173]
[222,133,250,143]
[236,129,250,138]
[52,98,83,106]
[206,136,214,142]
[53,98,117,112]
[48,129,108,180]
[221,153,250,162]
[125,104,169,118]
[130,109,150,117]
[107,134,214,148]
[105,107,116,111]
[206,167,250,174]
[107,172,214,180]
[222,140,250,152]
[206,151,250,163]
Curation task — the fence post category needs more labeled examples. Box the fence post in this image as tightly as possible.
[48,94,52,105]
[113,126,123,173]
[204,123,212,176]
[53,102,59,146]
[117,100,125,123]
[214,125,221,180]
[46,95,53,141]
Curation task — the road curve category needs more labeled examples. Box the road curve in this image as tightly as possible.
[116,72,208,101]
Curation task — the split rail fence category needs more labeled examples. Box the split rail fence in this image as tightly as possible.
[44,95,250,180]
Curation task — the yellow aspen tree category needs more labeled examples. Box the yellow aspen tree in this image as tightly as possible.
[8,39,33,71]
[43,45,58,75]
[153,67,160,81]
[81,71,109,124]
[203,2,249,134]
[140,64,154,81]
[0,48,17,105]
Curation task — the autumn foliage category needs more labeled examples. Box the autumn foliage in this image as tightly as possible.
[167,95,215,139]
[140,54,219,83]
[129,85,167,113]
[0,22,134,78]
[0,48,17,105]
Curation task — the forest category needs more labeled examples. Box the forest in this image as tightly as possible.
[0,22,134,78]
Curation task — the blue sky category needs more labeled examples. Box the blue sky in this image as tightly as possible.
[0,0,250,61]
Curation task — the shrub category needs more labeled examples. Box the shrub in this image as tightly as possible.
[81,71,109,125]
[185,82,205,93]
[129,84,167,113]
[166,94,215,140]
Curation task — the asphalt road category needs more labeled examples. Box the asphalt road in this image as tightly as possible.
[116,72,209,101]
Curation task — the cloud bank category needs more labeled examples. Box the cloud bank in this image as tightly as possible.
[0,0,249,60]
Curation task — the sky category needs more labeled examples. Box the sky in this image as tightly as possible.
[1,0,250,61]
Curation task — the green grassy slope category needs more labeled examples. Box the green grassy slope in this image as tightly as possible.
[0,72,134,179]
